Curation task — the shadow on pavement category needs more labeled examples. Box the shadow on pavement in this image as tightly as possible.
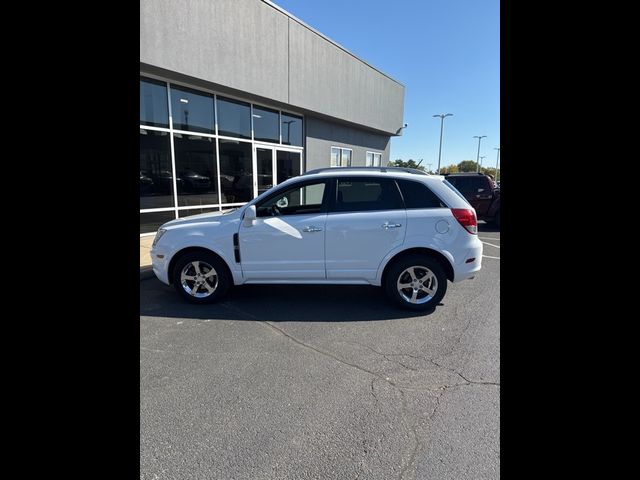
[478,221,500,233]
[140,280,438,322]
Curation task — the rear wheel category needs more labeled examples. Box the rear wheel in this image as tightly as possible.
[493,209,500,228]
[384,255,447,310]
[172,251,230,304]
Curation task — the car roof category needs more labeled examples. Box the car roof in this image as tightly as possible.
[443,172,489,176]
[302,166,434,179]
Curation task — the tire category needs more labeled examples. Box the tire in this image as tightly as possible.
[384,254,448,311]
[493,209,500,228]
[172,251,231,304]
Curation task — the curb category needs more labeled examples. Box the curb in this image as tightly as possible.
[140,265,155,281]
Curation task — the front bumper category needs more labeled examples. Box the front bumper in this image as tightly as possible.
[150,246,171,285]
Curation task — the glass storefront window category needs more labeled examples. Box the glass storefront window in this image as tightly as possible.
[253,105,280,143]
[281,113,303,146]
[277,150,301,183]
[170,86,215,134]
[219,140,253,203]
[140,129,174,209]
[256,148,274,195]
[139,78,305,234]
[173,133,219,206]
[140,78,169,128]
[217,96,251,139]
[178,207,219,218]
[140,211,176,234]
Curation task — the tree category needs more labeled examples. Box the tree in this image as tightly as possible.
[480,167,500,178]
[388,159,426,171]
[439,164,459,174]
[457,160,477,172]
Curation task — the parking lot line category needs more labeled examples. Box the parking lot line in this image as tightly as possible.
[479,237,500,241]
[481,241,500,249]
[482,255,500,260]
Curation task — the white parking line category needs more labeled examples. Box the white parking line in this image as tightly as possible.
[481,241,501,249]
[483,255,501,260]
[479,236,500,241]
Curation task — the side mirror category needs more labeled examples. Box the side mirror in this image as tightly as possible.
[243,205,256,226]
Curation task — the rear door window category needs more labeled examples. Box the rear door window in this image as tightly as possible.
[333,177,403,212]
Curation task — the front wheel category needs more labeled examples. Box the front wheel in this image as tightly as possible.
[172,251,230,304]
[384,255,448,310]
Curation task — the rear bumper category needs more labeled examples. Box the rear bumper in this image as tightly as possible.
[452,241,483,282]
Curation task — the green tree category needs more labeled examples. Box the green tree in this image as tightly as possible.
[457,160,478,172]
[439,164,459,174]
[480,167,500,179]
[388,159,426,171]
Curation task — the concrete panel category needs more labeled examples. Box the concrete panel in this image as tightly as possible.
[305,117,391,171]
[140,0,289,104]
[289,20,405,135]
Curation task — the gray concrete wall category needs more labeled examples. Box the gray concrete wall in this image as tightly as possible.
[140,0,404,135]
[288,20,404,135]
[140,0,289,104]
[305,116,390,171]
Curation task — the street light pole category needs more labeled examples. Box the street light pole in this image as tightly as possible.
[494,147,500,182]
[479,156,486,172]
[433,113,453,174]
[473,135,487,172]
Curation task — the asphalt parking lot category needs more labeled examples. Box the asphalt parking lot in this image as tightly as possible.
[140,223,500,480]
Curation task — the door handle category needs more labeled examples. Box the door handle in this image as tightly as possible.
[303,226,323,232]
[382,222,402,229]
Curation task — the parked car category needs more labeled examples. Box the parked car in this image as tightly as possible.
[139,170,154,195]
[443,173,500,227]
[178,170,212,192]
[150,167,483,310]
[151,170,183,194]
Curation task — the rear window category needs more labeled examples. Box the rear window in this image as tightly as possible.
[396,179,446,208]
[443,180,471,206]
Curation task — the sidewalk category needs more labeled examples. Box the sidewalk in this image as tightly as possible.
[140,235,155,280]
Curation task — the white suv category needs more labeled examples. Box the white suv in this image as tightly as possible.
[150,167,482,310]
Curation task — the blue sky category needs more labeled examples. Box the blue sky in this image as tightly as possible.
[272,0,500,171]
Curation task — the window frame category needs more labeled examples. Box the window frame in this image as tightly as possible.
[330,146,353,167]
[365,151,383,167]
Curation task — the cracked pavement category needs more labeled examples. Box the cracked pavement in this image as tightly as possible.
[140,227,500,479]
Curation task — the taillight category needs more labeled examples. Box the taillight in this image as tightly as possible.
[451,208,478,234]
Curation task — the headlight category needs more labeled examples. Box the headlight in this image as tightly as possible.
[152,228,167,247]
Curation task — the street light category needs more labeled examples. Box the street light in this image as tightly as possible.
[473,135,487,172]
[494,147,500,182]
[427,163,433,173]
[479,156,486,171]
[433,113,453,174]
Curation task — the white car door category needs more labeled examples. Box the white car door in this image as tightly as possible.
[239,179,329,281]
[325,177,407,282]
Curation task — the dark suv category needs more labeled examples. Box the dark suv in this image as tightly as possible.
[444,173,500,227]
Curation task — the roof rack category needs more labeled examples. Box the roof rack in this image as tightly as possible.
[303,166,429,176]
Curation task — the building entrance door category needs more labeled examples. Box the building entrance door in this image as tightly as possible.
[252,145,303,198]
